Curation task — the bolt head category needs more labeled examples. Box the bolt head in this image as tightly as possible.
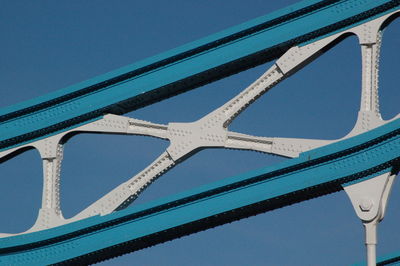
[359,199,373,212]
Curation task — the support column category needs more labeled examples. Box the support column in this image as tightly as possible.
[364,221,378,266]
[41,145,63,214]
[360,32,382,114]
[32,137,66,230]
[349,24,384,137]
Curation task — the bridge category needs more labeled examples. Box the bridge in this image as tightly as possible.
[0,1,399,265]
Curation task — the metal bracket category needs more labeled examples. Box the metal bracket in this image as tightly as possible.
[344,172,397,266]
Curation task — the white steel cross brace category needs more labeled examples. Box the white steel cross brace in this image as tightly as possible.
[73,33,337,220]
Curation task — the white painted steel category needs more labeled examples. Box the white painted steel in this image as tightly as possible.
[344,173,397,266]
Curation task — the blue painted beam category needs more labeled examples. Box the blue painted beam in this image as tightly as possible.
[1,116,399,265]
[0,0,398,151]
[353,251,400,265]
[377,252,400,265]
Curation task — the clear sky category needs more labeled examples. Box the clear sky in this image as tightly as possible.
[0,1,399,265]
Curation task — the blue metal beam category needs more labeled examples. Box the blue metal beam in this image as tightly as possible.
[377,252,400,265]
[353,251,400,265]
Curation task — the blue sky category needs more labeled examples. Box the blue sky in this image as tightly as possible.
[0,1,399,265]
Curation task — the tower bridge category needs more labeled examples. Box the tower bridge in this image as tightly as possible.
[0,1,399,265]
